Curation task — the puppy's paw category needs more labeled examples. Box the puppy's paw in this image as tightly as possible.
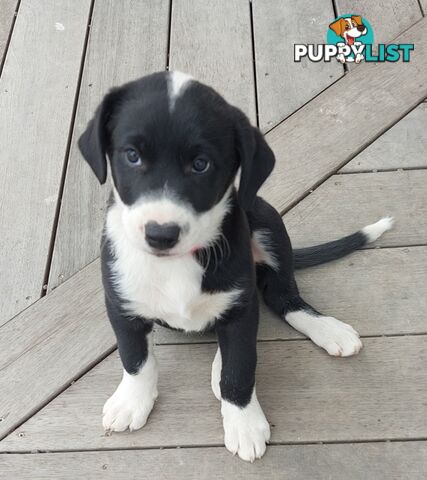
[103,387,157,433]
[103,370,158,433]
[221,392,270,462]
[286,311,362,357]
[309,316,362,357]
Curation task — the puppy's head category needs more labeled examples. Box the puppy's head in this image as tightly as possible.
[79,71,275,257]
[329,16,367,44]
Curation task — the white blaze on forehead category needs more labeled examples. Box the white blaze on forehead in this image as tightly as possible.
[168,71,193,111]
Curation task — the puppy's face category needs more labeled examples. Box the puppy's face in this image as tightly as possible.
[108,73,236,256]
[79,72,275,256]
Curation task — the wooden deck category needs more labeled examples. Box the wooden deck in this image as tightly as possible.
[0,1,426,478]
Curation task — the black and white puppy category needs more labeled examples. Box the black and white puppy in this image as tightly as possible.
[78,71,393,462]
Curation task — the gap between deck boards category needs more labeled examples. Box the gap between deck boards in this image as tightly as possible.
[3,436,427,455]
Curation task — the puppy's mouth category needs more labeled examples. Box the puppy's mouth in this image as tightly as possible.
[145,246,192,258]
[145,247,177,258]
[147,245,202,258]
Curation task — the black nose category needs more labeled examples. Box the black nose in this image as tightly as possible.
[145,222,181,250]
[357,25,365,32]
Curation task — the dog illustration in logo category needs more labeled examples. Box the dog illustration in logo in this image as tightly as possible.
[329,15,368,63]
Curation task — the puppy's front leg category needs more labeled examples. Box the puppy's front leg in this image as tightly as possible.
[102,299,158,433]
[216,295,270,462]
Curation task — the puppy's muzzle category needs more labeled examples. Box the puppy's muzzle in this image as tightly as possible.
[145,221,181,251]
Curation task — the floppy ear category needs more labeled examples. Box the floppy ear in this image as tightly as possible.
[234,113,275,211]
[78,88,121,184]
[351,15,363,26]
[329,18,345,37]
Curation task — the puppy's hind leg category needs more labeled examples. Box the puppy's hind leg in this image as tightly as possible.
[248,197,362,357]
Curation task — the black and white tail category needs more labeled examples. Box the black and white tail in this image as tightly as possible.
[293,217,394,270]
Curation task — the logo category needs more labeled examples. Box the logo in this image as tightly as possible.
[294,14,414,64]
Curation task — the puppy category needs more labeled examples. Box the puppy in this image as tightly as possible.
[78,71,393,462]
[329,15,368,63]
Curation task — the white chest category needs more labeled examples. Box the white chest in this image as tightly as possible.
[116,253,239,331]
[107,219,240,332]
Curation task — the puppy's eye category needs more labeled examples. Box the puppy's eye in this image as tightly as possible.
[191,156,210,174]
[125,148,142,165]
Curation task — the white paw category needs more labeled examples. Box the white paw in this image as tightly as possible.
[221,391,271,462]
[286,311,362,357]
[103,368,158,432]
[211,348,222,401]
[307,316,362,357]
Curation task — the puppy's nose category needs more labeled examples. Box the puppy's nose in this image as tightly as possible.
[357,25,365,32]
[145,222,181,250]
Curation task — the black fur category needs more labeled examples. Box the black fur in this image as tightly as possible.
[293,231,368,269]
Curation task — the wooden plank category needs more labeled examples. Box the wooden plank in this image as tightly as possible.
[1,442,426,480]
[284,170,427,248]
[2,336,425,451]
[336,0,422,44]
[0,0,18,65]
[169,0,256,123]
[0,0,92,324]
[252,0,343,132]
[155,246,427,344]
[259,17,427,214]
[340,103,427,172]
[0,260,114,440]
[48,0,170,290]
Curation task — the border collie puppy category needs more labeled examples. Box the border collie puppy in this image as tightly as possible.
[78,71,393,462]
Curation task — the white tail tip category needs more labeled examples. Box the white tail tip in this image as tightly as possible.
[362,217,394,243]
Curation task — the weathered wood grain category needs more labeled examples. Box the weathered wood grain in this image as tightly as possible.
[169,0,256,123]
[0,0,18,65]
[260,17,427,214]
[0,0,92,324]
[284,170,427,248]
[336,0,422,44]
[1,442,426,480]
[2,336,425,451]
[340,103,427,172]
[0,260,114,440]
[155,246,427,344]
[252,0,343,132]
[47,0,170,291]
